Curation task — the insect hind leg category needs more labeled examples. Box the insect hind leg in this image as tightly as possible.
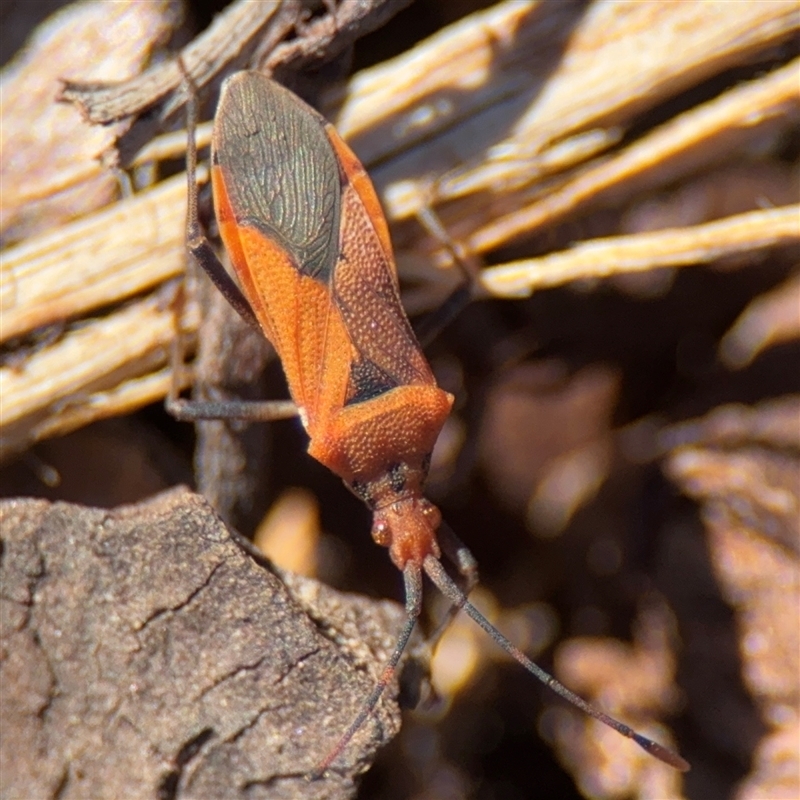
[167,59,298,425]
[179,57,260,332]
[413,205,483,347]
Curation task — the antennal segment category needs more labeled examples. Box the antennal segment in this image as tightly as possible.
[311,562,424,779]
[423,555,690,772]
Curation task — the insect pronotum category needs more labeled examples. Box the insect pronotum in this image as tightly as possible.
[169,67,690,777]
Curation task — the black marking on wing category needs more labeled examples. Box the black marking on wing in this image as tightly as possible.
[344,357,400,406]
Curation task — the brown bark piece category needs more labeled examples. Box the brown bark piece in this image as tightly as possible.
[663,398,800,800]
[0,489,406,799]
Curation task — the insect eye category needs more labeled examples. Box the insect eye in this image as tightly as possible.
[371,518,391,547]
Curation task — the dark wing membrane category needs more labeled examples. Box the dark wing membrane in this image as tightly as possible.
[213,72,340,285]
[334,185,435,405]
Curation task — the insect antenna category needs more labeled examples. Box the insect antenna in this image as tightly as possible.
[310,563,424,780]
[422,555,691,772]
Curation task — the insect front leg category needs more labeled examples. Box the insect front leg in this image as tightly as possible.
[181,56,260,333]
[427,521,480,646]
[169,205,298,423]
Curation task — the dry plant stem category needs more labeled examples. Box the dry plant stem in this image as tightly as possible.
[463,57,800,254]
[2,171,190,343]
[60,1,294,123]
[59,0,412,166]
[61,1,300,167]
[481,205,800,298]
[132,120,213,167]
[720,272,800,369]
[337,0,797,223]
[265,0,415,75]
[0,291,186,460]
[1,1,180,243]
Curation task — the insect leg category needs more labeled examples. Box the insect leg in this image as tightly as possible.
[165,267,296,422]
[180,58,260,333]
[311,562,424,779]
[426,523,480,647]
[413,205,482,346]
[168,396,298,422]
[166,60,299,424]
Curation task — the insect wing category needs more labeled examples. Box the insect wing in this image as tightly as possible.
[212,72,346,427]
[325,126,435,407]
[211,71,433,429]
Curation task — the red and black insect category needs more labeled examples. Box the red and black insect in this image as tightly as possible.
[170,68,689,777]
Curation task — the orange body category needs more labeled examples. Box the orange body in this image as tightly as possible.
[181,69,689,777]
[210,72,453,570]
